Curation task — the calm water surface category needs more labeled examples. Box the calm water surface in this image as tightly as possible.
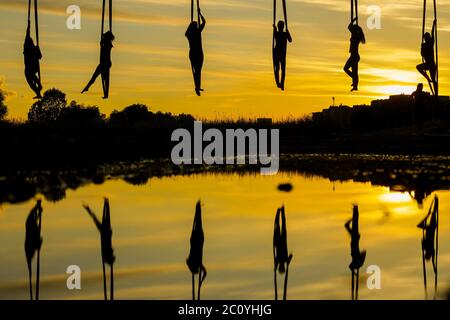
[0,171,448,300]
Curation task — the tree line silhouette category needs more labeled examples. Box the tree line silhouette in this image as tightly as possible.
[1,88,450,169]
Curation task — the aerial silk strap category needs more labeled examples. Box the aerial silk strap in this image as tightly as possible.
[35,204,42,300]
[433,195,439,295]
[101,0,112,35]
[282,0,288,30]
[351,0,358,24]
[191,0,200,24]
[34,0,39,46]
[27,0,39,44]
[433,0,438,97]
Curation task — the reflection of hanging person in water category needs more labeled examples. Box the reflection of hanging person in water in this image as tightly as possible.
[417,20,437,95]
[82,31,115,99]
[24,25,42,99]
[273,21,292,91]
[25,200,43,300]
[185,10,206,96]
[417,200,438,274]
[345,205,366,271]
[84,201,115,267]
[186,201,207,300]
[273,206,292,273]
[344,18,365,92]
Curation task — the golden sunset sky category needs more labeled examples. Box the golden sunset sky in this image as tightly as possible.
[1,0,450,120]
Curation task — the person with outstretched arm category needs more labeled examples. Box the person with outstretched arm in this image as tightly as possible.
[82,31,115,99]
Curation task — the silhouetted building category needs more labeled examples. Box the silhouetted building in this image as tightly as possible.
[312,105,352,130]
[312,94,450,132]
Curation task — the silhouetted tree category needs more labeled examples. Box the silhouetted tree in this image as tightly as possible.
[109,104,151,125]
[58,101,105,125]
[28,88,67,123]
[0,90,7,120]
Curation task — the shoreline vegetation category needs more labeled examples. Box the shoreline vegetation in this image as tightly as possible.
[1,89,450,169]
[1,89,450,205]
[0,154,449,205]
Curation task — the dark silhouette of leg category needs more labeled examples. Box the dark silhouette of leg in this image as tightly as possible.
[351,60,359,91]
[194,54,204,96]
[274,59,281,88]
[280,58,286,91]
[25,71,42,98]
[82,65,102,93]
[429,67,438,95]
[344,57,354,90]
[417,63,432,84]
[101,68,110,99]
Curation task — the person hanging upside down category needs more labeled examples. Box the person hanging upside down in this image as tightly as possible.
[273,21,292,91]
[82,31,115,99]
[273,206,293,273]
[417,200,438,273]
[344,18,366,92]
[345,205,366,271]
[417,20,437,95]
[186,201,207,286]
[185,10,206,96]
[24,25,43,99]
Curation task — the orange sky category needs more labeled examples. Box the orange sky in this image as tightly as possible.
[1,0,450,120]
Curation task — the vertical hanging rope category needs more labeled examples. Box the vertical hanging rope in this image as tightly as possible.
[197,0,200,24]
[101,0,105,35]
[34,0,39,46]
[351,0,354,22]
[350,0,358,24]
[434,195,439,297]
[191,0,194,22]
[109,0,112,32]
[273,0,276,51]
[433,0,438,97]
[28,0,31,27]
[282,0,288,29]
[35,205,42,300]
[422,0,427,42]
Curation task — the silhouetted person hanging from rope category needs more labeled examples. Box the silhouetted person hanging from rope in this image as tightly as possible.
[273,21,292,91]
[345,205,366,300]
[186,10,206,96]
[187,201,207,300]
[273,206,292,300]
[83,198,115,300]
[417,197,438,274]
[417,20,437,96]
[344,18,365,92]
[411,83,426,131]
[25,200,43,300]
[24,25,42,99]
[82,31,115,99]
